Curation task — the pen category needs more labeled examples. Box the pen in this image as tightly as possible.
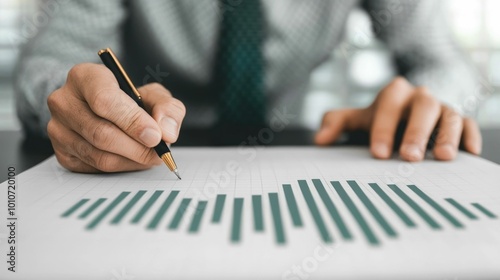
[98,48,181,179]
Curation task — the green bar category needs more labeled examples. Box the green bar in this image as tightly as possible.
[298,180,333,243]
[168,198,192,230]
[268,193,286,244]
[472,203,497,219]
[188,201,208,233]
[86,192,130,230]
[212,194,226,223]
[408,185,463,228]
[282,184,303,227]
[388,184,441,229]
[311,180,352,240]
[369,183,416,227]
[347,180,397,237]
[252,195,264,231]
[331,181,379,245]
[62,198,89,217]
[147,191,179,229]
[231,198,244,243]
[79,198,106,219]
[131,190,163,224]
[445,198,478,220]
[110,190,146,224]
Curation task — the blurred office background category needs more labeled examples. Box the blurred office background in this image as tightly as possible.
[1,0,500,130]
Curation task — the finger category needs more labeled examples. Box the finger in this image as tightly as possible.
[370,77,414,159]
[50,120,157,172]
[68,63,162,147]
[48,119,100,172]
[462,118,482,155]
[54,149,100,173]
[59,102,161,166]
[432,106,463,161]
[314,108,369,145]
[48,83,161,166]
[399,87,441,161]
[138,83,186,143]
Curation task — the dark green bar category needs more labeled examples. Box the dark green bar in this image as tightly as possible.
[472,203,497,219]
[282,184,303,227]
[369,183,416,227]
[131,190,163,224]
[212,194,226,223]
[252,195,264,231]
[147,191,179,229]
[331,181,379,245]
[79,198,106,219]
[188,201,208,233]
[268,193,286,244]
[311,179,352,239]
[168,198,192,230]
[110,190,146,224]
[231,198,244,243]
[347,180,397,237]
[298,180,333,243]
[408,185,463,228]
[86,192,130,230]
[388,184,441,229]
[62,198,89,217]
[445,198,478,220]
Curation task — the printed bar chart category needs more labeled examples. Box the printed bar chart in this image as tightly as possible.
[61,180,498,246]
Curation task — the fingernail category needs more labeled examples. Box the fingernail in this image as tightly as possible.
[402,144,423,161]
[373,143,390,158]
[140,128,161,147]
[160,117,178,138]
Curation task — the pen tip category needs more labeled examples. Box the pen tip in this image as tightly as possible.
[174,170,181,180]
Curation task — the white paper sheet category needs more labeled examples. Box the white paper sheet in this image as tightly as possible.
[0,147,499,279]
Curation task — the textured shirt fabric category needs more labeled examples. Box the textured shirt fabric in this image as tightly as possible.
[15,0,477,137]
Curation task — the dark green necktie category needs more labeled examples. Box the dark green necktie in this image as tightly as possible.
[214,0,266,127]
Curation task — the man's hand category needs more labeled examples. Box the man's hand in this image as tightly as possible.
[315,77,482,161]
[47,63,186,172]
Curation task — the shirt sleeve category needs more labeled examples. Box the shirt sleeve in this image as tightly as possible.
[361,0,480,116]
[14,0,126,137]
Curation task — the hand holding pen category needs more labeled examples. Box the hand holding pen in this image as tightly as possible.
[46,49,185,176]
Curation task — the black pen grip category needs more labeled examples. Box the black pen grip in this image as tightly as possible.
[98,51,143,106]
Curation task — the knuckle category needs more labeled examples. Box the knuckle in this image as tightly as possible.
[149,82,166,91]
[415,86,432,97]
[161,99,186,119]
[89,121,116,150]
[67,64,85,82]
[122,109,146,135]
[391,76,409,87]
[75,141,93,165]
[414,88,439,108]
[95,153,119,172]
[91,87,119,113]
[54,151,73,171]
[137,147,156,165]
[388,76,411,91]
[47,89,63,113]
[47,120,57,139]
[172,98,186,115]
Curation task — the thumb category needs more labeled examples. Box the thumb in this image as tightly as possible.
[138,83,186,143]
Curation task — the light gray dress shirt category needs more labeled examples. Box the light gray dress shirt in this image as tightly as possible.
[14,0,476,137]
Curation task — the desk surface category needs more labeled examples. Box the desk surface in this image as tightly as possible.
[1,128,498,182]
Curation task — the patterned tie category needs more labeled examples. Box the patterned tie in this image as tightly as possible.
[214,0,266,128]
